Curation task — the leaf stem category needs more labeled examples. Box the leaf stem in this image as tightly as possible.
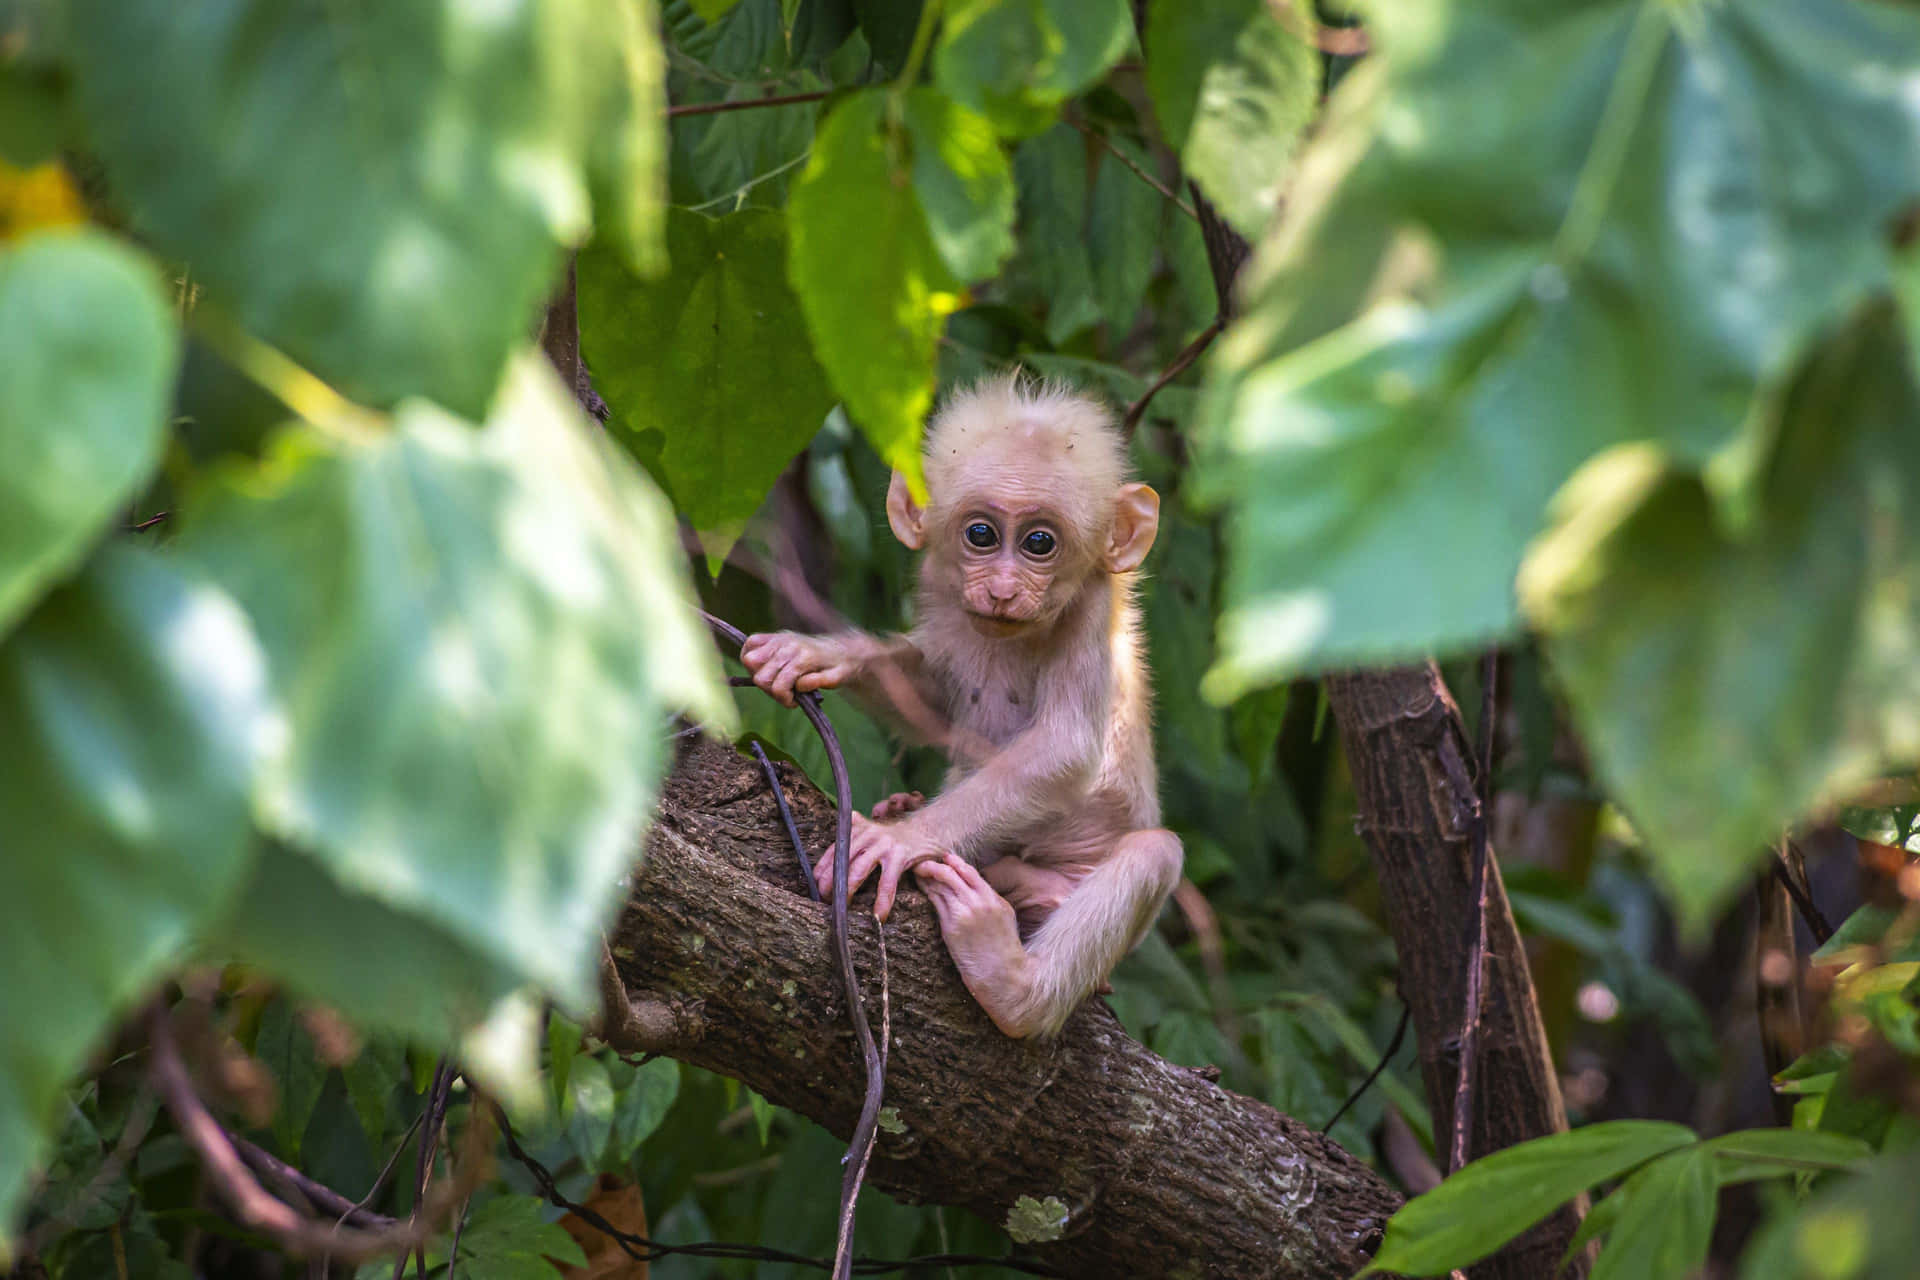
[893,0,946,96]
[1550,4,1670,269]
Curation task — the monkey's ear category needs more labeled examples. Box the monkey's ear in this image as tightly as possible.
[1105,483,1160,573]
[885,471,927,549]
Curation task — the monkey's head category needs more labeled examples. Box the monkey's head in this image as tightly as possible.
[885,374,1160,637]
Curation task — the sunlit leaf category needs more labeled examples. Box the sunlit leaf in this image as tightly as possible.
[0,547,268,1239]
[580,208,835,562]
[67,0,664,416]
[1199,0,1920,693]
[0,230,176,636]
[902,89,1016,284]
[789,90,952,493]
[934,0,1131,140]
[178,354,727,1010]
[1145,0,1317,237]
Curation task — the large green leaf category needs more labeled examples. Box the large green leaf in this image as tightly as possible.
[1010,124,1102,345]
[902,89,1016,284]
[1740,1150,1920,1280]
[0,230,176,636]
[1524,316,1920,931]
[1364,1120,1696,1276]
[66,0,664,417]
[177,354,727,1010]
[789,90,955,492]
[1198,0,1920,693]
[1144,0,1317,238]
[933,0,1131,140]
[1590,1147,1716,1280]
[1087,136,1163,333]
[579,208,835,561]
[0,547,267,1241]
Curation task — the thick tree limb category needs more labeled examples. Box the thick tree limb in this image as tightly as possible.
[1325,667,1586,1280]
[608,736,1400,1280]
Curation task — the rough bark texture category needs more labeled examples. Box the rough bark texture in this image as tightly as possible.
[1324,667,1586,1280]
[608,735,1400,1280]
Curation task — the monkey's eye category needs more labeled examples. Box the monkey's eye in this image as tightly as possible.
[964,522,998,549]
[1021,529,1057,557]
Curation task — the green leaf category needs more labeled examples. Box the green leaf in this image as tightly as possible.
[0,546,266,1239]
[1700,1128,1873,1185]
[548,1014,583,1110]
[66,0,663,416]
[608,1056,680,1164]
[580,208,835,562]
[1010,124,1102,345]
[0,230,176,637]
[850,0,925,76]
[749,1088,775,1147]
[1590,1147,1716,1280]
[255,1000,325,1161]
[690,0,746,21]
[564,1055,616,1167]
[1198,0,1920,691]
[1365,1120,1697,1276]
[1740,1150,1920,1280]
[178,354,728,1010]
[902,89,1016,284]
[450,1194,586,1280]
[789,90,954,493]
[340,1034,408,1147]
[1087,135,1163,332]
[1524,315,1920,931]
[1144,0,1316,238]
[934,0,1131,140]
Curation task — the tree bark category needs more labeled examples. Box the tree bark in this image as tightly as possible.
[1186,186,1585,1280]
[1324,668,1586,1280]
[608,735,1400,1280]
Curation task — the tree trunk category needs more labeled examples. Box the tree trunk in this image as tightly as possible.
[607,735,1400,1280]
[1324,668,1586,1280]
[1184,188,1584,1279]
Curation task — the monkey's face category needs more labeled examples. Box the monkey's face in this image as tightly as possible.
[941,503,1088,634]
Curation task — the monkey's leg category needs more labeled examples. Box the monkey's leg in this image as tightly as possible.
[1014,829,1182,1037]
[919,833,1181,1038]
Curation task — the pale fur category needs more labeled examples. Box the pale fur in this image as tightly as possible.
[741,374,1181,1038]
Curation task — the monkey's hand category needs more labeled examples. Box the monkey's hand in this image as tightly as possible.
[740,631,859,708]
[815,811,946,920]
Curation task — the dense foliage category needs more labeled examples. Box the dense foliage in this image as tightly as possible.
[4,0,1920,1276]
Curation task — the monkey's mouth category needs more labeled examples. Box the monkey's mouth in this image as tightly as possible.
[966,611,1032,636]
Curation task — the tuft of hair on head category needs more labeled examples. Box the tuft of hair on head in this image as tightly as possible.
[921,370,1129,544]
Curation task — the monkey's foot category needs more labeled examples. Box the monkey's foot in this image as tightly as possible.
[870,790,925,820]
[915,855,1041,1038]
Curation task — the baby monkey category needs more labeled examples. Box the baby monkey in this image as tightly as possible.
[742,375,1182,1038]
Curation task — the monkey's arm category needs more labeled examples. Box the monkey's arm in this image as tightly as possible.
[740,630,942,733]
[896,693,1103,861]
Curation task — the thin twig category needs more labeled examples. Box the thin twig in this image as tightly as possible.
[1448,651,1500,1175]
[147,1004,430,1262]
[1121,318,1224,439]
[1062,116,1196,219]
[700,609,884,1280]
[394,1060,453,1280]
[1771,842,1834,944]
[234,1138,396,1228]
[488,1100,1063,1276]
[1322,1003,1412,1134]
[667,89,831,118]
[751,740,822,901]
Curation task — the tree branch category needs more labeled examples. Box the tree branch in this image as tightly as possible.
[609,736,1400,1279]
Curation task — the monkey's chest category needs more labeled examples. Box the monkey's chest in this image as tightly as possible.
[949,679,1037,746]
